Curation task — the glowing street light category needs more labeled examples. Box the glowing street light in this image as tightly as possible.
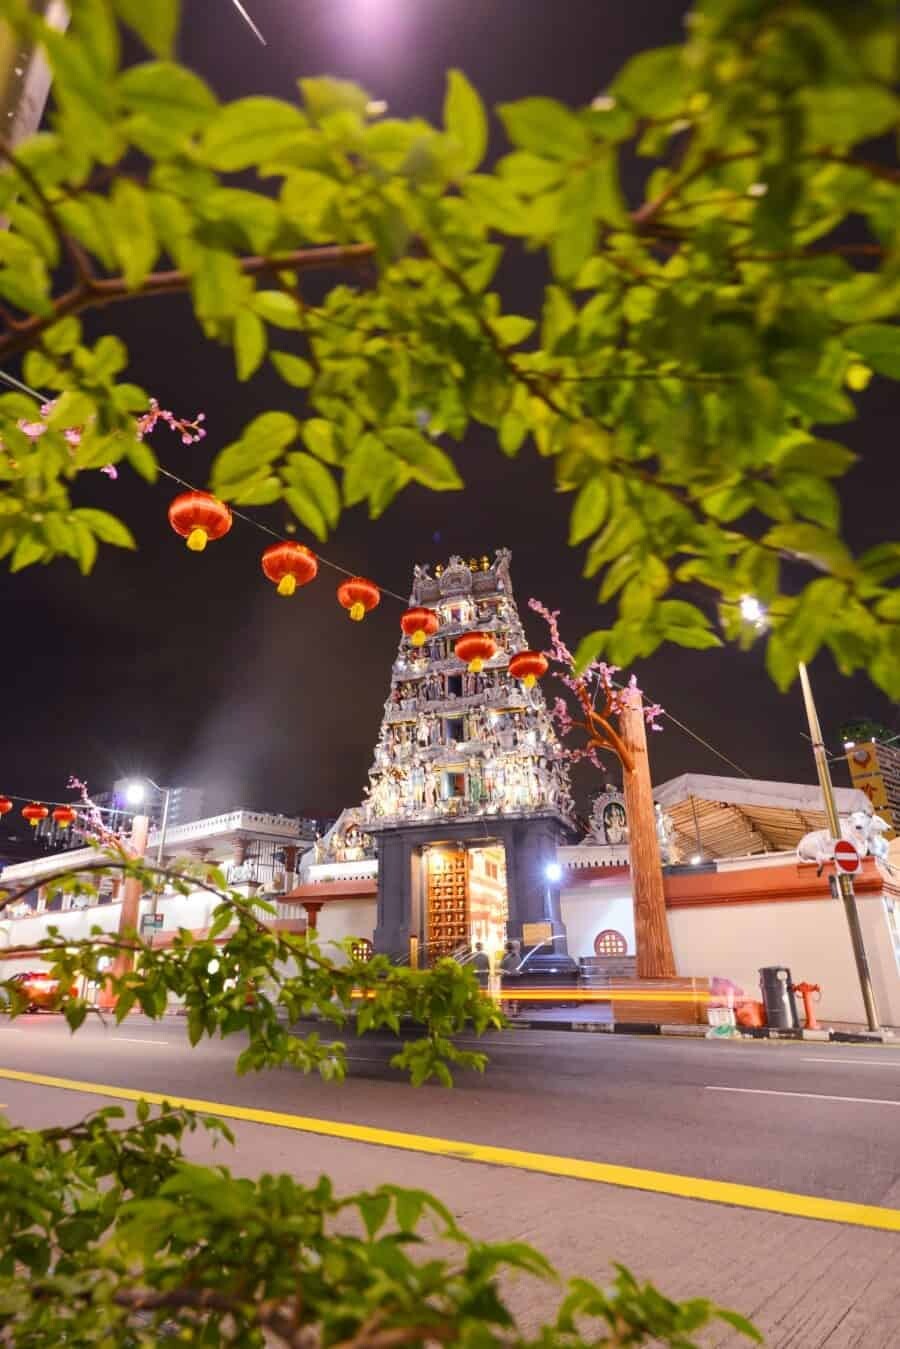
[739,594,766,626]
[124,776,173,918]
[544,861,562,883]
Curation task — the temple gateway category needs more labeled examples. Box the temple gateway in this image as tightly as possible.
[361,550,577,973]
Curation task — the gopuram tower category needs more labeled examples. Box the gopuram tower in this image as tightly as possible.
[364,550,577,972]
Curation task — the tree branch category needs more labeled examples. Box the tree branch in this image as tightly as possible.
[0,135,94,287]
[0,242,376,362]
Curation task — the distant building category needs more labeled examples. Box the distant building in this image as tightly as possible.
[844,740,900,837]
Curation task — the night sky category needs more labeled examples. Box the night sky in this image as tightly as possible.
[2,0,896,822]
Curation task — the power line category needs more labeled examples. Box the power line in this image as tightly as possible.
[0,370,755,780]
[0,369,411,605]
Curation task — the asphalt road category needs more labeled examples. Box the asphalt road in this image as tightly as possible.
[2,1016,900,1346]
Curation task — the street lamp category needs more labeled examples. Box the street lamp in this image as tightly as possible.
[738,598,880,1031]
[124,777,172,918]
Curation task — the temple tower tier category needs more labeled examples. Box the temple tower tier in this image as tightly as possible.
[364,551,577,975]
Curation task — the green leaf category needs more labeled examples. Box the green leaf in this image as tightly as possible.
[381,428,463,490]
[113,0,178,55]
[611,46,687,117]
[272,351,314,388]
[551,170,595,281]
[234,310,267,381]
[301,419,342,465]
[212,413,299,492]
[117,62,217,132]
[664,626,721,650]
[765,628,801,692]
[191,249,247,320]
[783,378,855,425]
[72,509,136,549]
[444,70,488,173]
[571,629,609,674]
[202,98,308,172]
[846,324,900,380]
[252,291,302,329]
[111,180,157,288]
[283,452,341,533]
[762,524,855,577]
[125,439,158,483]
[10,533,47,572]
[779,473,840,529]
[799,85,899,146]
[498,97,589,160]
[299,76,370,122]
[242,411,300,457]
[569,478,609,545]
[776,437,856,477]
[491,316,536,346]
[47,391,95,430]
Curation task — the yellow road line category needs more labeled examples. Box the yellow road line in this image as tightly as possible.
[1,1066,898,1233]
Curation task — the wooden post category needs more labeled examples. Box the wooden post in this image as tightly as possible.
[619,689,675,978]
[97,813,149,1009]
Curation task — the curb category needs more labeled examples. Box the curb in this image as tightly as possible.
[517,1020,897,1044]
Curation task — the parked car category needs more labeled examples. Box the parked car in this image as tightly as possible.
[8,971,76,1013]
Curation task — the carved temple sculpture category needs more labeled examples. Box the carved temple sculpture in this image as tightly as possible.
[364,551,578,975]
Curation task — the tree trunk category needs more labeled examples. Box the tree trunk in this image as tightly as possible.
[620,689,675,978]
[97,813,149,1009]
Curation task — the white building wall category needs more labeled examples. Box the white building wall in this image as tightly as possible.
[560,878,635,959]
[314,899,378,961]
[668,895,900,1025]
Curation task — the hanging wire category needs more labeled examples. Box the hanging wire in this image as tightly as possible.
[227,0,267,45]
[0,368,410,604]
[0,789,117,812]
[0,367,756,782]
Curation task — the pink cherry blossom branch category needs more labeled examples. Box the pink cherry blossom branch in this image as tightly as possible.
[9,397,206,480]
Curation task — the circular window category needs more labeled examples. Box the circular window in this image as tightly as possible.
[594,929,627,957]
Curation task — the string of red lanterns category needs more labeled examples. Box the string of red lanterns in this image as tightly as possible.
[162,478,550,681]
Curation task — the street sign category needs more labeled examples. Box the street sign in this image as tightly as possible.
[833,838,861,875]
[140,914,164,932]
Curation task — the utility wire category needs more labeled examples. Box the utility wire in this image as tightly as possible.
[0,369,756,782]
[0,368,410,604]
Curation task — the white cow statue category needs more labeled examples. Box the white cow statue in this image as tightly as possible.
[797,810,891,867]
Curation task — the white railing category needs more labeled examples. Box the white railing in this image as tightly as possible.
[560,843,631,869]
[301,859,379,885]
[148,810,302,850]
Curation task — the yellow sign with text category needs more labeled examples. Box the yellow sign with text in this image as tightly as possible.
[522,922,553,946]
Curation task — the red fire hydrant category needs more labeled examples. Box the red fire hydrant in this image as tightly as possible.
[794,981,821,1031]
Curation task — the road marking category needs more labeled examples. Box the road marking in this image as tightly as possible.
[801,1057,900,1068]
[1,1067,898,1232]
[113,1037,170,1045]
[707,1086,900,1107]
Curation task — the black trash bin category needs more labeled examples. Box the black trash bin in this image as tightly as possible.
[759,966,799,1029]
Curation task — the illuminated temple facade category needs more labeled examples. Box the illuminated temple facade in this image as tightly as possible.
[364,551,577,969]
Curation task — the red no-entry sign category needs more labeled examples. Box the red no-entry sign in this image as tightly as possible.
[833,838,861,875]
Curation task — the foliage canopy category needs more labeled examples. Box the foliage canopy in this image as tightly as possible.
[0,0,895,694]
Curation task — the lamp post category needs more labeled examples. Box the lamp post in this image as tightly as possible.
[124,778,172,919]
[738,597,880,1031]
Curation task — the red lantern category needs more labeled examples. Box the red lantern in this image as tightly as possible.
[52,806,77,830]
[400,606,439,648]
[22,803,48,829]
[261,542,318,597]
[0,796,12,817]
[454,632,498,674]
[337,577,380,622]
[509,650,549,688]
[168,491,233,553]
